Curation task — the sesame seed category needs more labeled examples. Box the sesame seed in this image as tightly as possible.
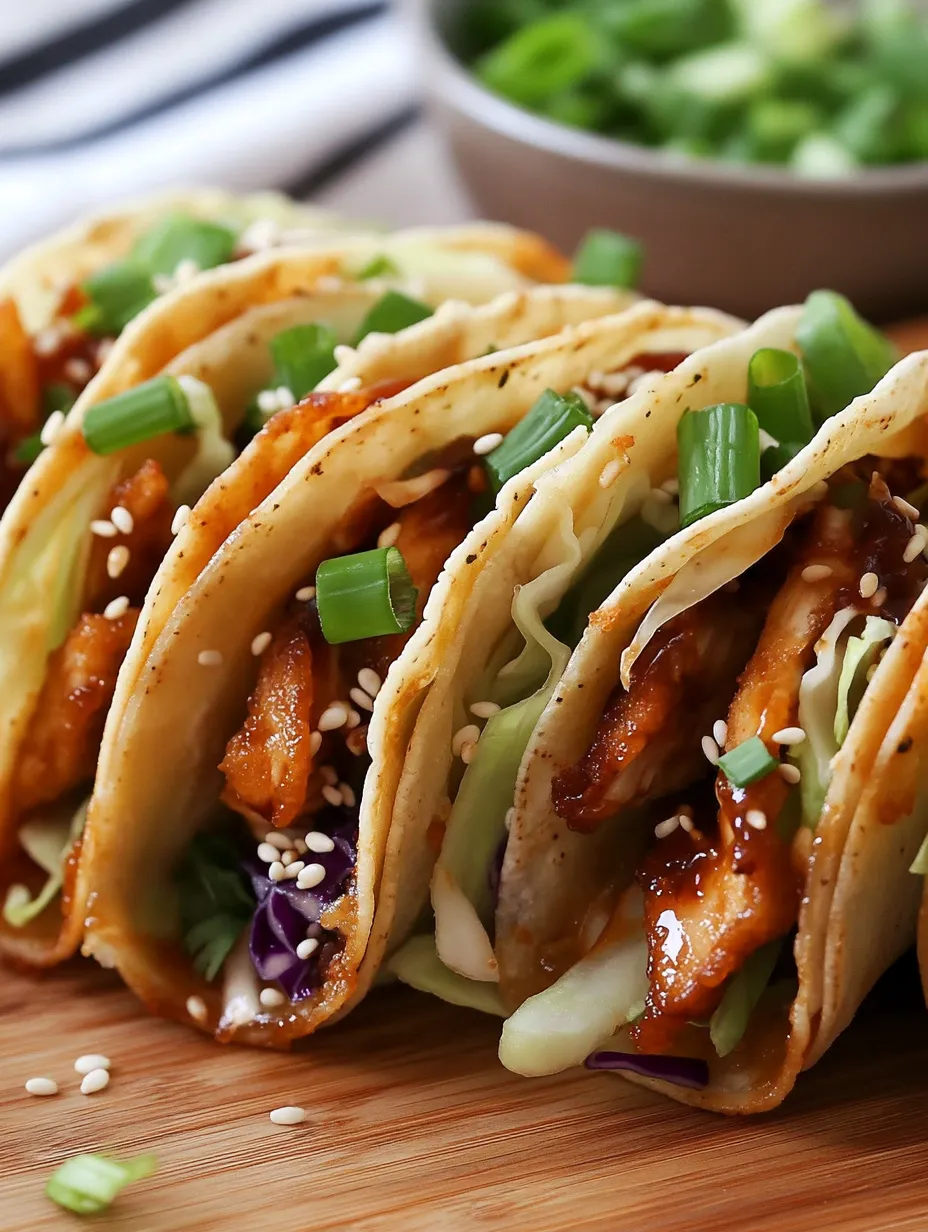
[339,377,364,395]
[309,731,323,756]
[33,327,63,357]
[679,815,694,833]
[171,504,191,535]
[334,344,355,365]
[40,410,65,446]
[904,532,927,563]
[772,726,806,746]
[504,807,514,831]
[256,842,279,864]
[460,741,477,765]
[186,995,207,1022]
[894,495,921,520]
[269,1106,307,1126]
[599,459,623,489]
[779,763,801,784]
[268,861,286,882]
[64,357,92,385]
[296,937,320,959]
[320,764,339,787]
[251,631,272,656]
[175,258,200,283]
[701,735,719,765]
[25,1077,58,1097]
[283,860,305,879]
[745,809,767,830]
[260,988,286,1008]
[357,668,381,698]
[263,832,292,851]
[197,649,223,667]
[712,719,728,747]
[276,386,296,410]
[346,709,361,729]
[90,519,117,537]
[340,783,356,809]
[346,687,372,714]
[321,785,343,807]
[256,389,279,414]
[305,831,335,854]
[318,703,349,731]
[649,486,672,505]
[377,522,401,549]
[654,816,680,839]
[106,544,130,579]
[281,850,296,866]
[103,595,129,620]
[295,585,316,602]
[74,1054,111,1075]
[859,571,879,599]
[80,1068,110,1095]
[297,865,326,891]
[293,838,307,855]
[661,477,679,495]
[452,724,481,756]
[801,564,833,583]
[110,506,134,535]
[473,432,504,456]
[872,586,887,608]
[470,700,501,719]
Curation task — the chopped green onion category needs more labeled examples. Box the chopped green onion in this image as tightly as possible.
[11,434,44,466]
[82,375,194,455]
[355,253,400,280]
[796,290,898,422]
[43,382,78,418]
[316,546,418,644]
[46,1152,158,1215]
[717,735,778,787]
[353,291,433,344]
[175,832,254,982]
[677,402,760,529]
[269,323,338,400]
[572,229,644,290]
[484,388,593,495]
[75,261,157,336]
[748,348,814,445]
[477,14,601,108]
[760,440,803,481]
[709,939,782,1057]
[132,215,237,276]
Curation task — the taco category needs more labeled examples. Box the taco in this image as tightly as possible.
[474,299,928,1113]
[0,231,579,970]
[76,300,741,1043]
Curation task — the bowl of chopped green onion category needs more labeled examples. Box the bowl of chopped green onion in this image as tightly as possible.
[417,0,928,319]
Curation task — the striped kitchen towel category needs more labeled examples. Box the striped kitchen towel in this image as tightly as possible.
[0,0,419,258]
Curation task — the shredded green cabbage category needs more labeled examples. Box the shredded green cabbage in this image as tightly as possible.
[390,935,506,1016]
[833,616,895,747]
[708,938,782,1057]
[173,376,235,507]
[3,801,87,928]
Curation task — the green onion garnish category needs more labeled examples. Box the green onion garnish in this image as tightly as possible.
[796,290,898,423]
[717,736,778,788]
[75,261,157,336]
[354,291,433,344]
[269,323,338,401]
[131,215,237,277]
[315,546,418,644]
[176,832,254,982]
[46,1152,158,1215]
[677,402,760,529]
[484,388,593,495]
[11,434,45,466]
[82,374,194,455]
[477,13,600,108]
[356,253,400,280]
[748,348,814,446]
[572,229,644,290]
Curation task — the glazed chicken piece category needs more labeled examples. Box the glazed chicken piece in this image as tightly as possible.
[84,459,175,610]
[12,610,139,813]
[0,299,39,442]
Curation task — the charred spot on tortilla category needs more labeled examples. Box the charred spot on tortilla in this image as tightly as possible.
[898,737,914,754]
[498,370,510,389]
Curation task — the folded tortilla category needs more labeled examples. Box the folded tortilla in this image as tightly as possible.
[0,231,577,969]
[77,300,740,1044]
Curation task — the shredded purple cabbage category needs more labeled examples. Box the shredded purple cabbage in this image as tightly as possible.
[585,1049,710,1090]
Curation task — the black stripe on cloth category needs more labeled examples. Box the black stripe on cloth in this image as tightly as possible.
[0,2,387,157]
[0,0,200,99]
[281,105,421,199]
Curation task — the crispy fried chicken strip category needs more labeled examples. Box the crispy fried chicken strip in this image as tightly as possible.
[84,459,175,609]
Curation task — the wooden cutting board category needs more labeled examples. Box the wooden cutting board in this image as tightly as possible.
[2,955,928,1232]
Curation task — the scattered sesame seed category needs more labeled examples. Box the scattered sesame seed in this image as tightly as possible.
[305,831,335,854]
[110,505,134,535]
[660,476,679,495]
[270,1106,307,1126]
[333,344,355,365]
[894,495,921,520]
[712,719,728,747]
[452,724,481,756]
[473,432,504,456]
[470,700,501,719]
[186,995,207,1022]
[598,459,623,489]
[654,816,680,839]
[295,585,316,602]
[340,783,356,809]
[319,765,338,785]
[297,865,326,891]
[175,258,201,283]
[504,807,514,832]
[649,486,672,505]
[460,741,477,765]
[293,838,307,855]
[25,1077,58,1097]
[263,832,291,851]
[103,595,129,620]
[346,709,361,729]
[259,988,286,1008]
[904,531,927,563]
[859,571,879,599]
[779,763,802,784]
[64,357,92,385]
[701,735,720,765]
[40,410,65,446]
[256,842,279,864]
[276,386,295,410]
[377,522,401,549]
[357,668,381,698]
[171,504,191,535]
[80,1068,110,1096]
[197,649,223,667]
[281,850,296,866]
[772,726,806,746]
[33,327,63,357]
[321,785,343,808]
[106,544,130,579]
[339,376,363,393]
[349,686,374,712]
[74,1054,111,1075]
[872,586,887,608]
[309,731,323,756]
[745,809,767,830]
[801,564,833,583]
[251,631,272,656]
[284,861,305,880]
[257,389,279,414]
[296,937,320,960]
[90,519,117,537]
[318,702,349,731]
[679,815,694,833]
[268,861,286,882]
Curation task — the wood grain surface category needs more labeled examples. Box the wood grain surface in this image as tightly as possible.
[3,956,928,1232]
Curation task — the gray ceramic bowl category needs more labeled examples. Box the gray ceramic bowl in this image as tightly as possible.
[416,0,928,321]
